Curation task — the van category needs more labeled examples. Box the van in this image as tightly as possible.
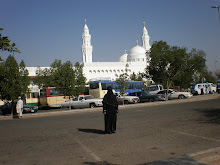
[191,83,216,95]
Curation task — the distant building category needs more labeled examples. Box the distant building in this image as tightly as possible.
[27,20,151,82]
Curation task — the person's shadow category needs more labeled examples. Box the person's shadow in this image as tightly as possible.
[78,128,106,134]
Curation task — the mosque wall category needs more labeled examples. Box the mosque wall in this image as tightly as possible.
[83,61,146,81]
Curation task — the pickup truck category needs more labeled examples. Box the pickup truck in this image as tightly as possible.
[115,93,140,104]
[61,95,103,109]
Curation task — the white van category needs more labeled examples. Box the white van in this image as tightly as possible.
[191,83,216,95]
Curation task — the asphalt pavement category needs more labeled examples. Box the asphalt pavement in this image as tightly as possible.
[0,93,220,165]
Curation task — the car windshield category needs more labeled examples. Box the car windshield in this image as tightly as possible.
[148,86,158,91]
[72,98,78,101]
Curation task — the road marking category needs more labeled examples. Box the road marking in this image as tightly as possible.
[200,155,220,162]
[170,130,220,143]
[189,146,220,156]
[75,139,102,162]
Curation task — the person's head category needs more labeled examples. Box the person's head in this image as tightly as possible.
[107,86,113,94]
[18,96,21,100]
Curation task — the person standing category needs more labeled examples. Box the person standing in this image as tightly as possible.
[217,82,220,94]
[103,86,118,134]
[16,96,23,118]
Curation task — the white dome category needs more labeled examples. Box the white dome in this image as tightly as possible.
[129,45,146,54]
[127,45,146,62]
[119,51,128,62]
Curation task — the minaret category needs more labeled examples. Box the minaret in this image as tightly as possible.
[81,19,93,63]
[142,22,151,51]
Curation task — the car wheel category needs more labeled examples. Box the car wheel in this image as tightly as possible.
[90,103,96,108]
[148,98,155,102]
[178,95,185,99]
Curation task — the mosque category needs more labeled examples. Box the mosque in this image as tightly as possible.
[27,20,151,82]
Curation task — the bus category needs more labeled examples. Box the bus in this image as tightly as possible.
[89,80,144,98]
[25,88,40,107]
[39,87,69,108]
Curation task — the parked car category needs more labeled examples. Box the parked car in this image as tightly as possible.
[157,89,192,99]
[129,91,165,102]
[0,103,37,115]
[115,92,140,104]
[170,86,184,92]
[0,102,12,115]
[23,104,38,113]
[61,95,103,109]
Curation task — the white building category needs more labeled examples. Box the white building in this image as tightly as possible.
[27,20,151,82]
[82,20,151,81]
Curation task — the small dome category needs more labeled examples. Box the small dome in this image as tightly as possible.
[127,44,146,62]
[119,50,128,62]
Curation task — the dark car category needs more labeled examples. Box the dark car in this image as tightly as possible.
[129,91,165,102]
[23,104,38,113]
[0,103,12,115]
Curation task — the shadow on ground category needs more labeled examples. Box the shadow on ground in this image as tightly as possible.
[78,128,106,134]
[138,155,208,165]
[196,108,220,124]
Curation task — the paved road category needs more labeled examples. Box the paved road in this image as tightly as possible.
[0,94,220,165]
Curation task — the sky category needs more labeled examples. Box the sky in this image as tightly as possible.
[1,0,220,72]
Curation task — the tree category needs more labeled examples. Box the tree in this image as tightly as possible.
[202,71,216,83]
[130,72,137,81]
[1,55,21,101]
[34,67,54,88]
[74,62,87,97]
[147,41,208,93]
[187,48,207,84]
[19,60,30,101]
[115,67,129,96]
[216,72,220,78]
[0,29,20,61]
[0,56,28,116]
[130,72,144,81]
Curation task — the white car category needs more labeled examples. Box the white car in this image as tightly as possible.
[115,92,140,104]
[157,89,193,99]
[61,95,103,109]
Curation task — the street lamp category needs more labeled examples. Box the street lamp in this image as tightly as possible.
[211,6,220,24]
